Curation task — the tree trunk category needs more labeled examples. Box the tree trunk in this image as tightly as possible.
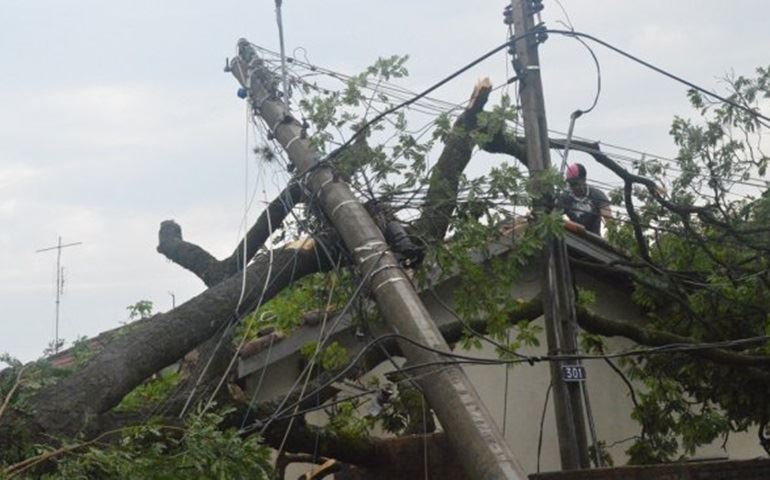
[1,240,334,443]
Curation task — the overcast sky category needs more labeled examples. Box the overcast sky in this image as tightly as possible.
[2,0,769,362]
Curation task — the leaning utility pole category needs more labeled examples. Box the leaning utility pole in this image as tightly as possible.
[36,236,83,354]
[230,40,526,479]
[508,0,590,470]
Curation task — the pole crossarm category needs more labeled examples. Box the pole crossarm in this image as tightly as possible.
[230,39,526,480]
[35,241,83,253]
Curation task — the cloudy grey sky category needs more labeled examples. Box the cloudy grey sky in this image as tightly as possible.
[2,0,768,362]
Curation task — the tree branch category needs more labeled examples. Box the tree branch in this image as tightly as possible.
[329,433,468,480]
[575,305,770,370]
[0,367,25,423]
[413,79,493,243]
[157,183,304,287]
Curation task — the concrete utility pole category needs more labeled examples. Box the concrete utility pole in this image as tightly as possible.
[36,236,83,354]
[508,0,590,470]
[230,40,526,480]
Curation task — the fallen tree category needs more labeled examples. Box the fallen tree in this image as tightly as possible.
[2,52,770,477]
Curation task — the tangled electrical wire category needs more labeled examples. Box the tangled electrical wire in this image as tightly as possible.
[240,328,770,434]
[231,20,770,439]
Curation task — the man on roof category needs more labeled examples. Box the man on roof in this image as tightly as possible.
[559,162,612,236]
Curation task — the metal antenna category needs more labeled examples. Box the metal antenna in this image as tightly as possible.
[274,0,291,104]
[36,236,83,354]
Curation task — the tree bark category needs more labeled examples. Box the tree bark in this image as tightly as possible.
[157,182,304,287]
[413,78,492,243]
[335,433,468,480]
[0,239,335,443]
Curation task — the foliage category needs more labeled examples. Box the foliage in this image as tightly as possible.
[377,381,433,436]
[603,66,770,463]
[13,409,273,480]
[436,209,557,350]
[126,300,154,322]
[8,50,769,476]
[299,341,350,372]
[116,369,181,412]
[0,357,68,417]
[41,340,65,357]
[68,336,95,367]
[291,55,770,466]
[326,401,373,442]
[237,270,353,343]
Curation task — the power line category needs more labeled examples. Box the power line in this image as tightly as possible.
[244,329,770,432]
[545,29,770,125]
[255,251,387,436]
[262,42,769,200]
[316,32,536,160]
[232,25,770,440]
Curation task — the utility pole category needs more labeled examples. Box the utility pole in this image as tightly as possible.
[36,236,83,354]
[508,0,590,470]
[230,40,526,479]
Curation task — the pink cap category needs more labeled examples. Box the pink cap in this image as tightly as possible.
[565,163,585,181]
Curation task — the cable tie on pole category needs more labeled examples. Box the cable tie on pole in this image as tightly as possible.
[372,276,407,294]
[369,264,402,279]
[316,176,334,197]
[270,116,284,136]
[330,199,357,218]
[358,250,385,265]
[353,240,386,254]
[286,133,302,150]
[297,155,329,179]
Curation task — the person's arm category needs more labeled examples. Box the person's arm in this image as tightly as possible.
[592,187,613,229]
[600,202,613,226]
[557,191,574,221]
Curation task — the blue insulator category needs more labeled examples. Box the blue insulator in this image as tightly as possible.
[237,87,248,99]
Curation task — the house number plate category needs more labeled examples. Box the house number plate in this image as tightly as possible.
[561,365,587,382]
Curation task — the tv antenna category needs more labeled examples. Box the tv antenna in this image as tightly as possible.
[36,236,83,354]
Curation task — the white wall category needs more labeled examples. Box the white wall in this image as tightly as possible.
[247,262,767,476]
[459,270,766,472]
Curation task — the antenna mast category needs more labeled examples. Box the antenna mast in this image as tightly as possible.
[36,236,83,354]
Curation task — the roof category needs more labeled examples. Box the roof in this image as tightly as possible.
[237,221,633,381]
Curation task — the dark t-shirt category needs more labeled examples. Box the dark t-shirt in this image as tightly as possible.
[559,186,609,235]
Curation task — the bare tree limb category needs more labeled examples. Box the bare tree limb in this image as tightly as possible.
[575,305,770,371]
[157,183,304,287]
[0,367,25,423]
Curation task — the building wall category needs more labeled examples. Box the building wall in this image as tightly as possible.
[246,261,767,476]
[458,269,766,473]
[529,458,770,480]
